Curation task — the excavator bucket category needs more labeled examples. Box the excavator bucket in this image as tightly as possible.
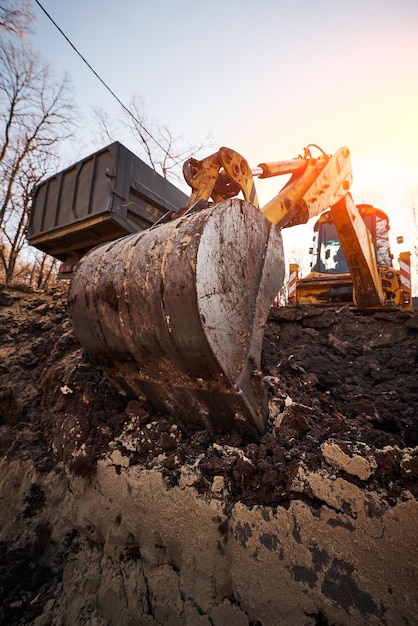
[68,198,284,436]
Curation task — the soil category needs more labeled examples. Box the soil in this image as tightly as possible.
[0,283,417,625]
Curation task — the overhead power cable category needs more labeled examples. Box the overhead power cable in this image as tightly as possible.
[33,0,173,160]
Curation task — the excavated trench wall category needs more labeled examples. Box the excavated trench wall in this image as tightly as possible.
[1,451,417,626]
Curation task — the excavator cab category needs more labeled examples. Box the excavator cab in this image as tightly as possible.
[313,222,350,275]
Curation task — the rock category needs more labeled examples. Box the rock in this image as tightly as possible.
[321,442,377,480]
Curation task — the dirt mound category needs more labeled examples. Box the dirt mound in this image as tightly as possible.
[0,284,417,624]
[2,284,417,503]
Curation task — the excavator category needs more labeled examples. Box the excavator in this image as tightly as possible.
[28,142,412,437]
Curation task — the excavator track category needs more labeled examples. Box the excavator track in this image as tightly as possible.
[68,198,284,436]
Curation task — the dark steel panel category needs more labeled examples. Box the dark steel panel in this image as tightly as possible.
[28,142,188,262]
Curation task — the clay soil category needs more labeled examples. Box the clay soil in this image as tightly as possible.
[0,283,417,624]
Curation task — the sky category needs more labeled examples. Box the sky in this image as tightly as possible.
[30,0,418,285]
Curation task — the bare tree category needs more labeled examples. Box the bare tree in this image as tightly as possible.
[0,37,76,283]
[27,249,58,289]
[0,0,33,36]
[94,94,210,183]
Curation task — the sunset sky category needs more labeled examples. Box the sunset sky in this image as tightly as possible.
[31,0,418,284]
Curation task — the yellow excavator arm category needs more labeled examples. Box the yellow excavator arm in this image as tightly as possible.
[180,145,353,229]
[258,145,352,229]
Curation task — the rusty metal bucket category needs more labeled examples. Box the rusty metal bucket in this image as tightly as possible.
[68,198,284,436]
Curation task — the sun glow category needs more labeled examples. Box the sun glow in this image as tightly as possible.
[351,157,417,257]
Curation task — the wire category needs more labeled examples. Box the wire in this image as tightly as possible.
[33,0,173,160]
